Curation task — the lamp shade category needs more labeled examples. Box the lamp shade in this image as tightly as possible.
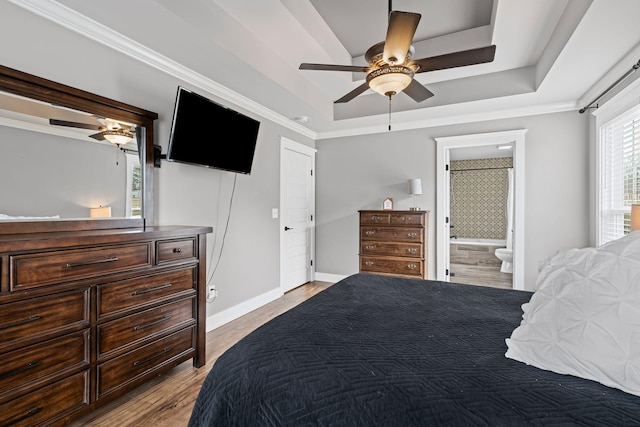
[631,204,640,231]
[90,206,112,218]
[409,178,422,196]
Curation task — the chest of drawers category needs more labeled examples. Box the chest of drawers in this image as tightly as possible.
[359,210,428,279]
[0,221,211,426]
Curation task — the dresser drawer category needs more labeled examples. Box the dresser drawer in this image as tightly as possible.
[360,256,424,278]
[390,212,424,226]
[0,371,88,427]
[96,327,195,398]
[97,297,196,359]
[156,238,196,264]
[0,330,89,403]
[11,242,152,290]
[360,212,391,225]
[97,267,196,319]
[0,289,89,352]
[360,226,424,243]
[360,241,423,258]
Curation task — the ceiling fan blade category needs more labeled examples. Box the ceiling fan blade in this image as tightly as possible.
[89,131,105,141]
[335,82,370,104]
[49,118,103,131]
[403,80,434,102]
[383,11,421,64]
[412,45,497,73]
[299,63,369,73]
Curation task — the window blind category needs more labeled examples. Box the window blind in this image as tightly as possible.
[599,104,640,244]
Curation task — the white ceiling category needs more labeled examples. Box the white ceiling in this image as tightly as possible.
[10,0,640,140]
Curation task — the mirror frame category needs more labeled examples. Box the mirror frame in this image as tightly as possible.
[0,64,158,234]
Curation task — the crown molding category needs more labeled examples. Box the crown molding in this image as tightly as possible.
[8,0,317,140]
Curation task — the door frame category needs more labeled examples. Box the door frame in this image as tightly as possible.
[279,137,317,291]
[435,129,527,290]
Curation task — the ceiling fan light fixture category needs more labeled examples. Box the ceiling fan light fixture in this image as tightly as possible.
[102,128,133,146]
[367,65,414,97]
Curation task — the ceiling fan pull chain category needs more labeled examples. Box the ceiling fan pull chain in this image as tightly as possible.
[388,94,392,131]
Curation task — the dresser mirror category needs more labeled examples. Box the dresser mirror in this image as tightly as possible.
[0,64,158,232]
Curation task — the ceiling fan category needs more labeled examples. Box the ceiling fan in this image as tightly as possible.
[299,2,496,104]
[49,117,135,146]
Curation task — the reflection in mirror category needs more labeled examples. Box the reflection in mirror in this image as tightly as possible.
[0,91,142,219]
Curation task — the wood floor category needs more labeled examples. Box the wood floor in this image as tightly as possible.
[68,280,335,427]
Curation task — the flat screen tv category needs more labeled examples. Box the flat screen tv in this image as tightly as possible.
[166,87,260,174]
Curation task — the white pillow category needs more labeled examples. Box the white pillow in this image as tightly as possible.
[505,231,640,397]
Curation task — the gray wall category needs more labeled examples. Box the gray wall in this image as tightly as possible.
[316,111,590,290]
[2,1,592,316]
[0,126,129,218]
[0,2,315,316]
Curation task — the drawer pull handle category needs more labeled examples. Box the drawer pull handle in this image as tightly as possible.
[133,347,172,367]
[5,407,42,426]
[132,283,173,296]
[173,248,182,253]
[0,361,40,380]
[406,248,417,254]
[364,245,376,250]
[133,315,172,331]
[365,230,375,235]
[66,257,119,268]
[364,261,374,266]
[0,315,41,331]
[407,264,417,270]
[407,233,418,238]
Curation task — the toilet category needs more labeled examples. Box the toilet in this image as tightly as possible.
[495,167,514,274]
[494,247,513,273]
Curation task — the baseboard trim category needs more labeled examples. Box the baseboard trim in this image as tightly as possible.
[314,272,348,283]
[205,287,283,332]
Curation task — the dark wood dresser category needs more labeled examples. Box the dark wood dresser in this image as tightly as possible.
[0,220,212,426]
[359,210,428,279]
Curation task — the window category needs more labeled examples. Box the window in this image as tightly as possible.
[125,153,142,218]
[598,104,640,244]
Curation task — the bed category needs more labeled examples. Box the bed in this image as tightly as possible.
[189,235,640,426]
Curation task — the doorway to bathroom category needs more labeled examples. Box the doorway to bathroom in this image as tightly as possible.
[448,154,513,288]
[435,130,526,290]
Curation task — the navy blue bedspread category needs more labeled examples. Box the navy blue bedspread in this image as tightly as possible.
[188,273,640,426]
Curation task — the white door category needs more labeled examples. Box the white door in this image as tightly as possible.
[442,149,451,281]
[280,137,316,292]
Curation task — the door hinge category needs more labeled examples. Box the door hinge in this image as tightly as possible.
[446,269,449,276]
[310,259,313,266]
[445,216,449,224]
[310,214,313,221]
[310,169,313,176]
[445,164,449,171]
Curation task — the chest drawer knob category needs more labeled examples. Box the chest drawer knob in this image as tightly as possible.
[172,248,182,253]
[0,315,41,331]
[132,283,172,296]
[66,257,119,268]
